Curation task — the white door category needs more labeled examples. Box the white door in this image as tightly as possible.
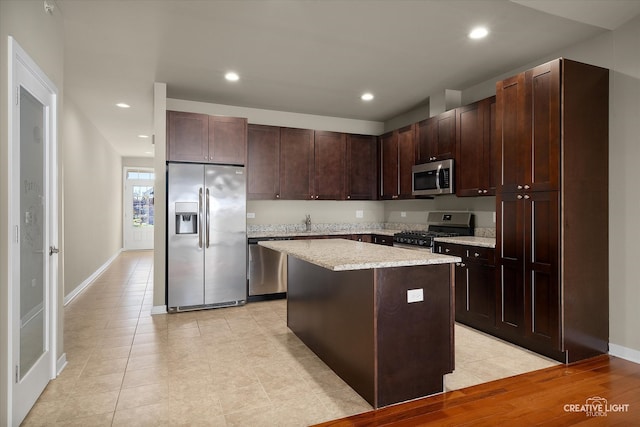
[9,38,59,426]
[123,168,155,250]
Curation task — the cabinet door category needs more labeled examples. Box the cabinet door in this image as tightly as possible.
[167,111,209,163]
[527,60,560,192]
[456,102,484,196]
[524,191,560,350]
[434,109,456,160]
[466,262,496,328]
[496,192,525,337]
[247,124,280,200]
[397,124,416,198]
[379,131,398,199]
[314,131,346,200]
[346,134,377,200]
[208,116,247,165]
[279,128,314,200]
[456,97,496,197]
[416,118,435,163]
[496,73,527,193]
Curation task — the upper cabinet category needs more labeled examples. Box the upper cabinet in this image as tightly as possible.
[416,109,456,163]
[456,96,497,196]
[496,60,560,193]
[314,131,346,200]
[346,134,377,200]
[167,111,247,165]
[379,124,415,200]
[247,124,281,200]
[279,127,315,200]
[247,125,377,201]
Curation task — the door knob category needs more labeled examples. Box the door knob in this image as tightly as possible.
[49,246,59,256]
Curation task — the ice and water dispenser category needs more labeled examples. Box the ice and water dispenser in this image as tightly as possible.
[174,202,198,234]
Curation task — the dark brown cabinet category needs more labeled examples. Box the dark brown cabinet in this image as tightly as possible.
[456,96,497,196]
[279,128,315,200]
[495,58,609,363]
[314,131,346,200]
[247,124,280,200]
[416,109,456,163]
[372,234,393,246]
[346,134,377,200]
[379,125,415,200]
[167,111,247,165]
[433,242,496,334]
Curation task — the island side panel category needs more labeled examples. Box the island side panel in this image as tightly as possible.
[375,264,454,407]
[286,256,376,405]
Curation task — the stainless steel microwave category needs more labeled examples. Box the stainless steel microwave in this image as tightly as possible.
[412,159,454,196]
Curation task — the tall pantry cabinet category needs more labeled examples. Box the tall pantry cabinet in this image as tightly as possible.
[495,58,609,363]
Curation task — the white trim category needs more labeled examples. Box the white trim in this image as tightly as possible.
[609,344,640,365]
[55,354,67,376]
[151,305,168,315]
[63,249,123,306]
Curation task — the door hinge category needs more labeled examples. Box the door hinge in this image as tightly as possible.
[15,365,19,383]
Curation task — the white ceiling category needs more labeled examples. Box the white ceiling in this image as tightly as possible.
[57,0,640,158]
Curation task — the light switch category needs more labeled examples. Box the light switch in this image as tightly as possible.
[407,288,424,303]
[401,211,407,218]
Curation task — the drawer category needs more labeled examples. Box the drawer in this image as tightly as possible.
[434,243,466,257]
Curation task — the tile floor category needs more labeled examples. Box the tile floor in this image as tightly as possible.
[22,250,558,426]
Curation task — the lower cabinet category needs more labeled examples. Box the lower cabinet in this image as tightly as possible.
[434,243,496,334]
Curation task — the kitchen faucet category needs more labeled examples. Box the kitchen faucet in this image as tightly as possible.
[305,214,312,231]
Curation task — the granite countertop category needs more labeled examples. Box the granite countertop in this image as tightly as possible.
[433,236,496,248]
[259,238,461,271]
[248,228,401,239]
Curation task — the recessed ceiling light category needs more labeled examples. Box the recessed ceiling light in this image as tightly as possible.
[225,72,240,82]
[469,27,489,39]
[116,102,130,108]
[361,93,374,101]
[138,134,149,139]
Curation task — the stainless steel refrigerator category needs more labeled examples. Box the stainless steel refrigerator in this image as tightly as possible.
[167,163,247,311]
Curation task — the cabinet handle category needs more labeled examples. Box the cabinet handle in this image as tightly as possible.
[474,252,480,257]
[483,189,488,194]
[478,189,483,194]
[460,263,466,267]
[517,194,523,199]
[276,194,280,198]
[445,248,450,253]
[524,184,530,190]
[524,195,530,199]
[347,195,351,199]
[517,185,523,190]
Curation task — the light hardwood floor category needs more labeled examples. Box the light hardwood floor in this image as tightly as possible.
[23,250,574,426]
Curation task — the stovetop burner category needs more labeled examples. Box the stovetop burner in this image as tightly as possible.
[393,212,474,248]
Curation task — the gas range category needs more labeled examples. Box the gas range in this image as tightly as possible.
[393,212,474,249]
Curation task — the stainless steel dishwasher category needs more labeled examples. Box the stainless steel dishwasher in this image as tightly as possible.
[248,237,290,299]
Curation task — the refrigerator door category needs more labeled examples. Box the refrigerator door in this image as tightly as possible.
[204,165,247,304]
[168,163,204,308]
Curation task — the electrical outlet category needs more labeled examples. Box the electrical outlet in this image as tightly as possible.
[407,288,424,303]
[355,210,363,218]
[401,211,407,218]
[493,212,496,223]
[247,212,255,219]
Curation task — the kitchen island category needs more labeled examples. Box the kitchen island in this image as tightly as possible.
[258,238,461,408]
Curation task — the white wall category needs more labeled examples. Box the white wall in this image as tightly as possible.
[62,98,123,299]
[0,0,65,422]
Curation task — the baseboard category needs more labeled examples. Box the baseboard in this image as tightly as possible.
[64,249,123,306]
[609,343,640,364]
[56,353,67,376]
[151,305,167,315]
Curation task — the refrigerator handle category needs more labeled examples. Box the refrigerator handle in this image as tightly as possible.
[198,187,203,249]
[206,188,211,248]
